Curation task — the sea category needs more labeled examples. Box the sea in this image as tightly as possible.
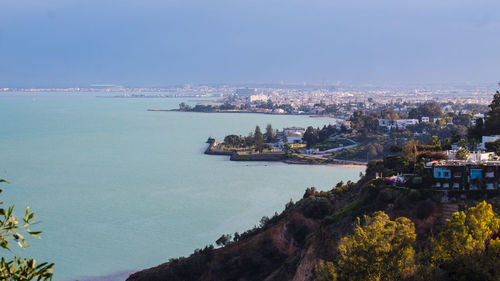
[0,92,364,281]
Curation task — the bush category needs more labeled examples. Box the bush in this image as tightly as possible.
[455,147,469,160]
[263,144,273,150]
[302,197,331,219]
[408,189,421,202]
[416,199,435,219]
[377,188,397,203]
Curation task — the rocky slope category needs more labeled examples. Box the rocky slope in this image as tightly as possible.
[127,178,500,281]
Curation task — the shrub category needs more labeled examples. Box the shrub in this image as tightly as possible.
[416,199,435,219]
[408,189,421,202]
[302,197,331,219]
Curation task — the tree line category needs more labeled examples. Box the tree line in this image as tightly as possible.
[223,124,278,153]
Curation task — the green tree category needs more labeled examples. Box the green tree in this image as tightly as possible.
[366,142,384,160]
[223,135,241,146]
[432,201,500,281]
[0,179,54,280]
[409,102,443,119]
[401,139,419,171]
[454,113,472,127]
[485,139,500,155]
[337,211,416,281]
[245,131,254,147]
[455,147,469,160]
[427,136,441,149]
[380,109,400,119]
[215,234,232,246]
[469,117,485,140]
[283,143,291,156]
[178,102,191,111]
[349,111,378,133]
[254,126,264,153]
[303,126,318,148]
[484,91,500,135]
[265,124,274,143]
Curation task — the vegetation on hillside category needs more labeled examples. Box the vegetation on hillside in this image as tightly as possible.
[127,173,500,281]
[315,200,500,281]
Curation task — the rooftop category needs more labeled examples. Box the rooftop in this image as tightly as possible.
[427,160,500,167]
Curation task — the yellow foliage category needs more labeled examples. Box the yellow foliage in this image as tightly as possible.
[337,211,416,281]
[432,201,500,280]
[314,259,337,281]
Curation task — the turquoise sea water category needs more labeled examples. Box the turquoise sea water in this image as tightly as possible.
[0,93,364,280]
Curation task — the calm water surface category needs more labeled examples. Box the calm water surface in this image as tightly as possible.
[0,92,363,280]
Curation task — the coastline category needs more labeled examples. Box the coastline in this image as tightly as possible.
[283,159,367,168]
[73,270,135,281]
[204,142,367,168]
[147,109,342,119]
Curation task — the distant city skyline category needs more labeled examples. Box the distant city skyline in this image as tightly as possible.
[1,0,499,87]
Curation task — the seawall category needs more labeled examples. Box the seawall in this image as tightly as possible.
[204,140,234,156]
[230,152,285,161]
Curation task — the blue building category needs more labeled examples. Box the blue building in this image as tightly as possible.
[426,160,500,190]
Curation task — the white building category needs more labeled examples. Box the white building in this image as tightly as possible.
[469,151,496,161]
[421,116,430,122]
[249,94,268,103]
[395,119,419,129]
[283,127,305,144]
[335,120,351,130]
[446,150,495,161]
[378,119,419,130]
[378,119,396,130]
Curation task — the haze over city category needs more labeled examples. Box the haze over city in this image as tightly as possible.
[1,0,500,87]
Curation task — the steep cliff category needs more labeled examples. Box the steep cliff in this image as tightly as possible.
[127,179,500,281]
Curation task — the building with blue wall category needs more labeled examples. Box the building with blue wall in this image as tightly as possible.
[426,160,500,190]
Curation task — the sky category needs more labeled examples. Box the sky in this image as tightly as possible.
[0,0,499,87]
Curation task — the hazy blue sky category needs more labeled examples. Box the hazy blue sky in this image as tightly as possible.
[1,0,499,87]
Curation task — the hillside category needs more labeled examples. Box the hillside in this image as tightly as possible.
[127,176,500,281]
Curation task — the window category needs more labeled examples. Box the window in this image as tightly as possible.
[471,169,483,180]
[435,169,451,179]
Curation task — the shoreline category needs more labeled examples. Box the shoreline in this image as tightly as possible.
[282,159,367,168]
[148,109,342,119]
[72,270,134,281]
[204,142,367,168]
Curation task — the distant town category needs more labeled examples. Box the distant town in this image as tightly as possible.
[1,82,496,107]
[196,84,500,192]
